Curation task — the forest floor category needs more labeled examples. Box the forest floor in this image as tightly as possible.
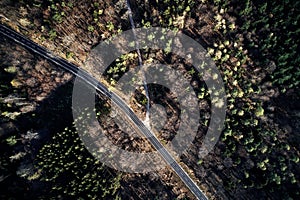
[0,0,299,199]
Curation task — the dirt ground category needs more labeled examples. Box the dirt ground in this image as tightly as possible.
[0,0,299,199]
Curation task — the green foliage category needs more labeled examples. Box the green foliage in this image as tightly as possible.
[35,126,121,199]
[104,52,136,85]
[48,29,57,40]
[153,0,195,29]
[66,51,74,59]
[255,106,264,117]
[4,66,17,74]
[235,0,300,92]
[6,136,17,146]
[206,1,300,195]
[3,0,298,198]
[88,25,95,32]
[106,22,115,32]
[52,12,64,23]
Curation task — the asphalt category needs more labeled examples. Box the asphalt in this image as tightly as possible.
[0,24,208,200]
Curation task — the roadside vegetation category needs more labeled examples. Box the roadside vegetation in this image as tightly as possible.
[0,0,299,199]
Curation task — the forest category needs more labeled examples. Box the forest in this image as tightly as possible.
[0,0,299,199]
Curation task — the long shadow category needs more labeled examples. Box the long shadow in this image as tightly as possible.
[0,75,75,199]
[0,32,179,199]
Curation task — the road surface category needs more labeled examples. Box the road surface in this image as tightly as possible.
[0,24,208,200]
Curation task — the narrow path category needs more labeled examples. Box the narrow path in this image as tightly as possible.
[0,24,207,200]
[125,0,151,128]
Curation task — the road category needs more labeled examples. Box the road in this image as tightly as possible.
[0,24,208,200]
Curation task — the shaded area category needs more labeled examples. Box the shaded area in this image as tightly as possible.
[0,0,299,199]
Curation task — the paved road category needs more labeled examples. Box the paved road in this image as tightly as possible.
[0,24,208,200]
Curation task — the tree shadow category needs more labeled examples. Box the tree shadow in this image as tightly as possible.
[0,31,180,199]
